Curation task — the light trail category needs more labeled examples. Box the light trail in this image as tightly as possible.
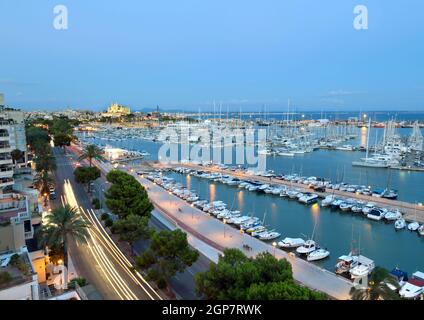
[62,179,161,300]
[62,180,138,300]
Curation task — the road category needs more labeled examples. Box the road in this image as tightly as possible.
[66,148,213,299]
[68,144,353,299]
[52,147,162,300]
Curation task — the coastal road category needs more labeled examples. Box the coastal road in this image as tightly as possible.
[67,148,213,299]
[67,144,353,299]
[52,147,162,300]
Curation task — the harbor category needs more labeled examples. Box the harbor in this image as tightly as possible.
[74,115,424,299]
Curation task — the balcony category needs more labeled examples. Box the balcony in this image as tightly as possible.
[0,142,11,153]
[0,120,11,128]
[0,132,9,142]
[0,156,13,166]
[0,166,13,179]
[0,177,14,188]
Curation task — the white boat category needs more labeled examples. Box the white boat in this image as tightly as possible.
[307,249,330,261]
[335,255,359,274]
[367,208,386,221]
[394,218,406,230]
[258,231,281,241]
[418,225,424,236]
[351,205,364,213]
[384,210,402,221]
[408,222,420,231]
[362,203,376,215]
[278,237,305,249]
[298,193,319,205]
[321,195,336,207]
[339,202,353,211]
[399,271,424,299]
[287,190,300,199]
[350,256,375,279]
[296,240,316,255]
[248,225,266,234]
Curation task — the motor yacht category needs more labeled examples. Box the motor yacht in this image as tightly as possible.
[351,205,364,213]
[418,225,424,236]
[248,225,266,234]
[335,255,359,274]
[330,199,344,210]
[287,190,300,199]
[384,210,402,221]
[339,202,354,212]
[407,222,420,231]
[278,237,305,249]
[399,271,424,299]
[362,203,376,215]
[367,208,386,221]
[307,249,330,261]
[394,219,406,230]
[296,240,317,255]
[258,231,281,241]
[349,256,375,279]
[299,193,319,205]
[321,195,336,207]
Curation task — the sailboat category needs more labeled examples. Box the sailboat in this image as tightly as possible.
[352,119,392,168]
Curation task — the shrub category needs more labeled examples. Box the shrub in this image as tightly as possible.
[92,198,101,209]
[101,213,109,221]
[0,272,12,285]
[68,277,87,289]
[104,218,113,228]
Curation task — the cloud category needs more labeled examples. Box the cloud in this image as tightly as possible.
[323,90,365,97]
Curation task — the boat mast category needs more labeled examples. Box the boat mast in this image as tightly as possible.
[365,118,371,159]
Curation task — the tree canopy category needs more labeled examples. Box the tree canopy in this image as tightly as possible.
[105,170,153,218]
[74,166,101,190]
[54,133,73,149]
[111,214,152,246]
[136,229,199,289]
[195,248,326,300]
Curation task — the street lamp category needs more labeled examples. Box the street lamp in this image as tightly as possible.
[272,242,277,257]
[223,219,227,238]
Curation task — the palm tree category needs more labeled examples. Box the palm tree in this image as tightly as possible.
[34,171,54,205]
[38,205,90,282]
[350,267,400,300]
[35,152,57,173]
[79,144,102,167]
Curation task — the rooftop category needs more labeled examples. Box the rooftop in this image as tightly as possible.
[0,249,35,291]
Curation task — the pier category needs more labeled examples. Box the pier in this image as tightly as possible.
[154,162,424,224]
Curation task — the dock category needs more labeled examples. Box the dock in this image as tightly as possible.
[154,162,424,224]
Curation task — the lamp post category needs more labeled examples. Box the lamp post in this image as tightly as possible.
[43,192,48,206]
[95,181,109,209]
[272,242,277,257]
[223,219,227,238]
[191,203,194,219]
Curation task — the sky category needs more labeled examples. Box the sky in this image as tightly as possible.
[0,0,424,112]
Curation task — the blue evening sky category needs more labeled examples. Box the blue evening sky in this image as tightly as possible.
[0,0,423,112]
